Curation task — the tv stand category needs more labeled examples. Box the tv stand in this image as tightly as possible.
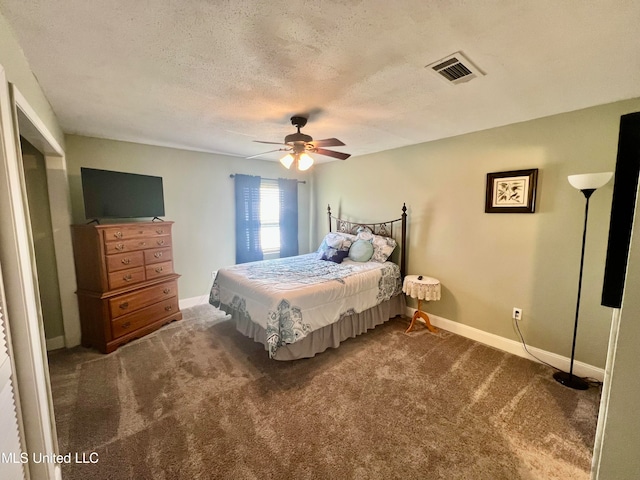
[86,218,100,225]
[152,216,164,222]
[71,220,182,353]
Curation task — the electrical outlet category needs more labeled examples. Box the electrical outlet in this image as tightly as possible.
[512,307,523,321]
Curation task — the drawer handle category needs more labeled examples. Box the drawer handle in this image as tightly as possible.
[122,321,131,329]
[155,267,164,273]
[156,229,164,234]
[115,243,125,251]
[163,288,171,295]
[157,240,165,246]
[138,230,144,234]
[139,241,146,247]
[121,258,131,265]
[165,305,172,312]
[119,302,129,310]
[123,274,133,282]
[154,252,163,258]
[114,231,123,239]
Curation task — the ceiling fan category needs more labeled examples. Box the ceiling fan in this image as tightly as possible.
[248,116,351,171]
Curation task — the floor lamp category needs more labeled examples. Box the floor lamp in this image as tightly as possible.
[554,172,613,390]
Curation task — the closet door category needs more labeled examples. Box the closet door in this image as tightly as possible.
[0,263,26,479]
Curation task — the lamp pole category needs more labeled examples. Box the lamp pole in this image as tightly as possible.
[554,172,612,390]
[553,189,594,390]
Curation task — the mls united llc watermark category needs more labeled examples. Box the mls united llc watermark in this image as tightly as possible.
[1,452,99,464]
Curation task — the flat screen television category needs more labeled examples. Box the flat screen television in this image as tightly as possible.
[81,167,165,219]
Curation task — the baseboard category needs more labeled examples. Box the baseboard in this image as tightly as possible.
[45,336,65,352]
[179,295,211,310]
[406,307,605,382]
[180,275,218,310]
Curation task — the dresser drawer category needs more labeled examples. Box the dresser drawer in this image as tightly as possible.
[104,237,167,254]
[108,267,145,290]
[109,280,178,319]
[106,251,144,273]
[144,247,172,265]
[150,236,171,249]
[111,297,179,339]
[145,261,173,280]
[102,224,171,242]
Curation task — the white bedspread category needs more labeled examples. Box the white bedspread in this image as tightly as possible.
[209,253,402,357]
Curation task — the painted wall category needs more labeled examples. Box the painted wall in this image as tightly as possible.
[0,12,64,149]
[64,135,312,301]
[313,98,640,369]
[20,138,64,340]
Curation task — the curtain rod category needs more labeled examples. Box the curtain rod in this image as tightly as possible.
[229,174,306,184]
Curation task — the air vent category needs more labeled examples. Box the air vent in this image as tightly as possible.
[426,51,484,85]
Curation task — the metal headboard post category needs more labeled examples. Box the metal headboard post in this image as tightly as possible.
[401,203,407,278]
[327,204,332,233]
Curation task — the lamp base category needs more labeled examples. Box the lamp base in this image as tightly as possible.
[553,371,589,390]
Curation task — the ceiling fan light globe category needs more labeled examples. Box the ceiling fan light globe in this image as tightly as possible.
[298,153,314,171]
[280,154,294,169]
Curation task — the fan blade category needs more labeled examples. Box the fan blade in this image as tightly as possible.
[246,148,289,159]
[309,138,345,148]
[313,148,351,160]
[253,140,289,146]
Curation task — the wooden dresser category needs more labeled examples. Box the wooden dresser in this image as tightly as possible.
[71,221,182,353]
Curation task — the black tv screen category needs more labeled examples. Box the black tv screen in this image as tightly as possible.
[81,168,165,219]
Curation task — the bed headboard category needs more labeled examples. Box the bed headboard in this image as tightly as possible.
[327,203,407,278]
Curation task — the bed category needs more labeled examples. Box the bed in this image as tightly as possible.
[209,204,408,360]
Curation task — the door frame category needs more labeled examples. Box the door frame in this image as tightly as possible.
[13,87,80,349]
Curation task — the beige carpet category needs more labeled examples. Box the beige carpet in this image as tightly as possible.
[48,304,601,479]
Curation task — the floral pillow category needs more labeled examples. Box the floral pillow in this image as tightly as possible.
[317,232,356,263]
[356,228,397,263]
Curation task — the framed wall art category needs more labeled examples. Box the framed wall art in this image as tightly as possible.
[485,168,539,213]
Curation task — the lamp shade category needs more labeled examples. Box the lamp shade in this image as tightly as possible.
[280,154,294,169]
[568,172,613,190]
[297,153,314,171]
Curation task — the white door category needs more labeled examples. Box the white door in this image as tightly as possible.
[0,263,26,479]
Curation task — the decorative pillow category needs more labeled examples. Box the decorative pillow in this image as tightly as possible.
[371,235,397,262]
[348,239,374,262]
[317,232,356,262]
[356,226,374,239]
[320,248,349,264]
[356,231,397,263]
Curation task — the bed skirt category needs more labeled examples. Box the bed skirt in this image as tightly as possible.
[231,294,406,361]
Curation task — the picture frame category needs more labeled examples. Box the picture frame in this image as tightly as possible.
[485,169,538,213]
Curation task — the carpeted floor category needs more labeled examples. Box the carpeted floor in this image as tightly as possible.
[48,304,601,479]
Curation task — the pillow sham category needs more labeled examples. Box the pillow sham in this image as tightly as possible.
[317,232,356,262]
[356,231,397,262]
[348,239,374,262]
[370,235,397,262]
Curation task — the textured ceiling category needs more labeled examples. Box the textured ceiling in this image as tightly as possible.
[1,1,640,163]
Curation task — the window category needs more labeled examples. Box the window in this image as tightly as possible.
[260,179,280,255]
[234,174,298,264]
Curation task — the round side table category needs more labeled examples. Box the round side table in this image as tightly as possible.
[402,275,441,333]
